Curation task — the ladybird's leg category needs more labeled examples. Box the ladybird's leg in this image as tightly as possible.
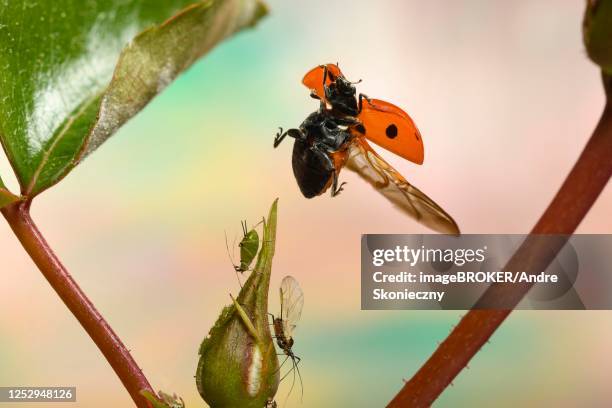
[316,151,346,197]
[358,93,371,113]
[331,170,347,197]
[273,127,287,147]
[321,64,334,106]
[307,145,346,197]
[273,127,284,147]
[321,64,328,87]
[274,127,303,148]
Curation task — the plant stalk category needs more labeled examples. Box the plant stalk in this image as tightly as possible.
[2,200,154,408]
[387,72,612,407]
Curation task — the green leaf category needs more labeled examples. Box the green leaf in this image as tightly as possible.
[583,0,612,74]
[0,0,267,197]
[196,199,280,408]
[0,177,19,209]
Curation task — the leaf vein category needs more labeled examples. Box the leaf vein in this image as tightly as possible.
[24,94,99,196]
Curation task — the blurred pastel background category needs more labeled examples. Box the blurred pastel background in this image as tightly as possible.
[1,0,611,407]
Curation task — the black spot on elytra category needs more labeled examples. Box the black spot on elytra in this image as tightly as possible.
[386,124,398,138]
[355,124,366,134]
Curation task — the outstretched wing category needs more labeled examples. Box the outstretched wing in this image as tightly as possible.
[279,275,304,340]
[345,138,460,235]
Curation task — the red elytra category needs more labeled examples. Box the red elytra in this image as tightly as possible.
[302,64,424,165]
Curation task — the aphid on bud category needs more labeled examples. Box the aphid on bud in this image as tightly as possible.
[237,220,260,273]
[271,276,304,401]
[197,201,280,408]
[226,220,260,284]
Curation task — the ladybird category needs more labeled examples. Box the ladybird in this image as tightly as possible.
[274,111,353,198]
[274,64,459,234]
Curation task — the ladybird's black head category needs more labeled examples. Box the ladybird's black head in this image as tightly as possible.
[335,76,356,96]
[324,76,359,116]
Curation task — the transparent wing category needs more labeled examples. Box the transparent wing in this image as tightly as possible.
[279,275,304,340]
[345,138,460,235]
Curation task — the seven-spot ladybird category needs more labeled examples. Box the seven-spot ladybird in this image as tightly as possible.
[274,64,459,234]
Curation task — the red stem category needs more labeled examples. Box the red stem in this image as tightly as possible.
[388,73,612,408]
[2,200,154,408]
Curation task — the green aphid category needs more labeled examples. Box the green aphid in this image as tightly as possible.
[197,200,280,408]
[236,220,260,273]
